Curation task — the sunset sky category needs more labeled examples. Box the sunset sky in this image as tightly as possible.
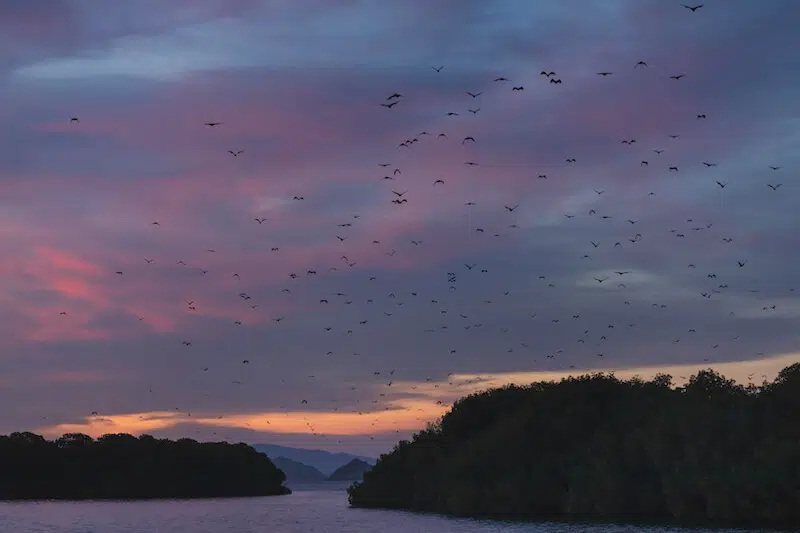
[0,0,798,457]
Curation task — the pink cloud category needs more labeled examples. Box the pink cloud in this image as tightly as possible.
[0,194,477,343]
[37,371,109,384]
[0,21,785,352]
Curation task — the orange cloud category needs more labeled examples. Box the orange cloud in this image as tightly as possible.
[389,351,800,404]
[192,401,448,436]
[41,411,185,438]
[33,352,798,442]
[36,400,450,440]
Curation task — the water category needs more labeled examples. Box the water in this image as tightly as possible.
[0,486,756,533]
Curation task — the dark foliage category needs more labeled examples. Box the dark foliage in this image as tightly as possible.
[0,432,290,500]
[348,364,800,529]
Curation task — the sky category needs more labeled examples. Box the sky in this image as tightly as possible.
[0,0,798,457]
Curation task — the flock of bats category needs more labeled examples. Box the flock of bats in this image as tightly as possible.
[32,2,796,445]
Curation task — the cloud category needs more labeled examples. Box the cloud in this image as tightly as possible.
[33,351,797,456]
[36,371,110,384]
[0,0,798,454]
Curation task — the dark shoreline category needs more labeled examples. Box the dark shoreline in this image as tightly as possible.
[349,502,792,532]
[347,366,800,531]
[0,487,292,502]
[0,432,291,502]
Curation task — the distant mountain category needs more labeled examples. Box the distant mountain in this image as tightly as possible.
[253,443,375,476]
[327,458,372,482]
[270,456,327,485]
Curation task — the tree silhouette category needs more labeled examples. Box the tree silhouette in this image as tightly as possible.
[0,433,290,500]
[349,365,800,529]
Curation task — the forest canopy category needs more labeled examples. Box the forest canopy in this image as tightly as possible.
[0,432,290,500]
[348,364,800,529]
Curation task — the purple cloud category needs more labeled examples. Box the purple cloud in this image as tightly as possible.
[0,0,798,454]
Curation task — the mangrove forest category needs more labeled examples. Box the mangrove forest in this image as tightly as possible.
[348,364,800,529]
[0,432,290,500]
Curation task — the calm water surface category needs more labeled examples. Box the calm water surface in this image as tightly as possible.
[0,485,756,533]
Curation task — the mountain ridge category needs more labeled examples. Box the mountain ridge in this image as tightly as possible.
[270,456,327,485]
[328,458,372,481]
[253,443,375,475]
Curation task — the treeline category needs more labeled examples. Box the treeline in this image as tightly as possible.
[0,432,290,500]
[348,363,800,529]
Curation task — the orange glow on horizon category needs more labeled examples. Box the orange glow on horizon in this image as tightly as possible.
[36,399,450,440]
[34,352,799,441]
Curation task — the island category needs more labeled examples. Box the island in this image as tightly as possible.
[327,458,372,482]
[348,364,800,530]
[0,432,290,500]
